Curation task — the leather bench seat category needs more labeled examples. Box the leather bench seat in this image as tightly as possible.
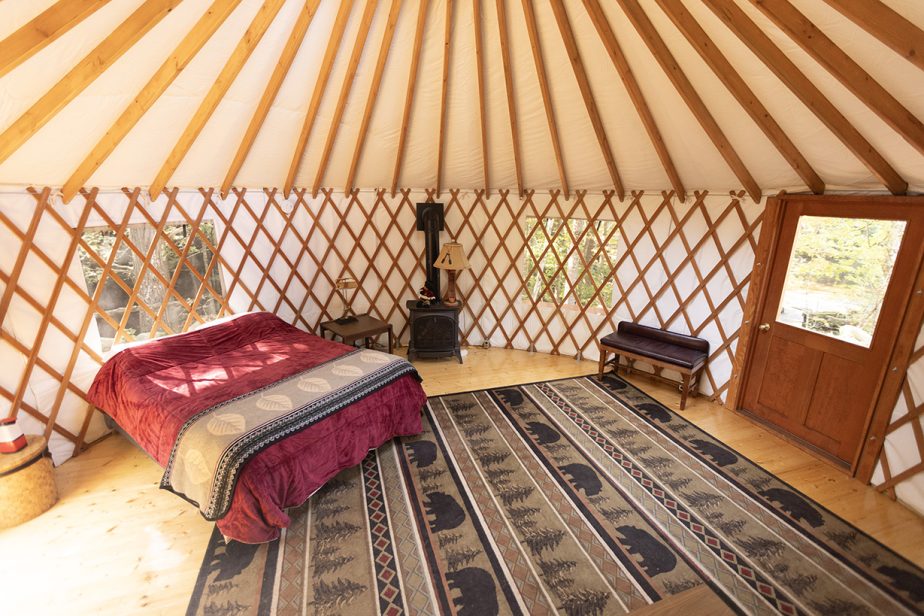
[598,322,709,410]
[600,326,708,371]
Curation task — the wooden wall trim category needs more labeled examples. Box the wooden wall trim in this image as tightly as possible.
[725,194,783,410]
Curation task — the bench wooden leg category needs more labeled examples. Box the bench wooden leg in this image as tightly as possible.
[598,346,609,380]
[691,368,702,397]
[680,373,691,410]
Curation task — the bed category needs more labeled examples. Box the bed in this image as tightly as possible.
[87,312,426,543]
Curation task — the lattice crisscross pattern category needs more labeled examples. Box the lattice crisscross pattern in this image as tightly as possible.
[0,186,760,464]
[872,322,924,509]
[446,189,762,402]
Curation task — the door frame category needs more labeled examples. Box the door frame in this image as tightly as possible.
[726,193,924,479]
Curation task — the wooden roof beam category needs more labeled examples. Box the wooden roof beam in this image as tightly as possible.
[655,0,824,194]
[822,0,924,73]
[61,0,243,203]
[150,0,288,200]
[702,0,907,195]
[473,0,490,197]
[0,0,181,166]
[0,0,112,79]
[520,0,569,199]
[617,0,761,202]
[344,0,403,196]
[751,0,924,159]
[495,0,524,198]
[436,0,453,197]
[550,0,623,200]
[390,0,429,197]
[221,0,323,199]
[582,0,685,201]
[310,0,379,197]
[283,0,354,198]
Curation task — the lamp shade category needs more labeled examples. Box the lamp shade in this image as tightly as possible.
[335,276,358,290]
[433,242,470,270]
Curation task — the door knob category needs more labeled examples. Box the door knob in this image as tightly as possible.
[758,323,770,332]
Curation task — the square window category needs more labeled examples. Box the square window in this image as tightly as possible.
[522,216,619,309]
[78,221,225,351]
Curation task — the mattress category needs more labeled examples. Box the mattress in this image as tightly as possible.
[87,312,425,542]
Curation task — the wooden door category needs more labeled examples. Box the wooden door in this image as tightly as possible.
[740,198,924,465]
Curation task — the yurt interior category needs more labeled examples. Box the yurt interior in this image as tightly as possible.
[2,0,924,614]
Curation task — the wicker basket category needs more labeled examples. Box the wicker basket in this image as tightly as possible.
[0,435,57,529]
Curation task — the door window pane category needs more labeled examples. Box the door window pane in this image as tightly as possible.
[777,216,906,347]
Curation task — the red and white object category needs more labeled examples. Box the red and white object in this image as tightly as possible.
[0,418,27,453]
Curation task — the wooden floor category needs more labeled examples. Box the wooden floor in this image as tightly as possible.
[1,347,922,615]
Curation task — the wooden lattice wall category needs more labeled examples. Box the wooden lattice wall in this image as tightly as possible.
[872,321,924,514]
[0,186,761,464]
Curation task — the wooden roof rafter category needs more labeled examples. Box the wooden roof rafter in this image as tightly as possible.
[149,0,288,200]
[61,0,244,203]
[0,0,112,80]
[473,0,490,197]
[436,0,453,198]
[549,0,624,201]
[0,0,182,166]
[822,0,924,73]
[616,0,761,202]
[701,0,907,195]
[344,0,404,196]
[494,0,524,198]
[311,0,380,198]
[520,0,569,200]
[750,0,924,159]
[221,0,323,199]
[582,0,685,202]
[283,0,355,198]
[654,0,824,194]
[390,0,430,198]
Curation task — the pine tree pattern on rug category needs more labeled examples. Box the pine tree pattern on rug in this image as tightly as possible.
[187,375,924,616]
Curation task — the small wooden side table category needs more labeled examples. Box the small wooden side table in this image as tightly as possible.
[0,435,57,529]
[320,314,393,354]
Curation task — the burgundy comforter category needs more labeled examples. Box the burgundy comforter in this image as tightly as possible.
[87,312,425,543]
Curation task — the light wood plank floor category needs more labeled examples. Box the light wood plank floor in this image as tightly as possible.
[1,348,921,615]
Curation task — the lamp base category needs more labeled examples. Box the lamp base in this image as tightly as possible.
[442,269,460,306]
[335,315,358,324]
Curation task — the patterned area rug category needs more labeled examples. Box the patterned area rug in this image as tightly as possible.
[187,375,924,615]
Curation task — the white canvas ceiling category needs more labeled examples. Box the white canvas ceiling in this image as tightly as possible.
[0,0,922,199]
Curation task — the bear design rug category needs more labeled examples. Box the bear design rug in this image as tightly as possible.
[187,374,924,615]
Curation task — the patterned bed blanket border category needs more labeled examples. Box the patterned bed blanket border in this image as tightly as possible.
[160,349,419,520]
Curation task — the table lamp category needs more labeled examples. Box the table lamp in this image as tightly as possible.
[334,276,358,324]
[433,242,470,306]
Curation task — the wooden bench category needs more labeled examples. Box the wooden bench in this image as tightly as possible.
[597,322,709,410]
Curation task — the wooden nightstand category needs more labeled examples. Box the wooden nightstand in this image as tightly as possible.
[319,314,393,354]
[406,300,462,363]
